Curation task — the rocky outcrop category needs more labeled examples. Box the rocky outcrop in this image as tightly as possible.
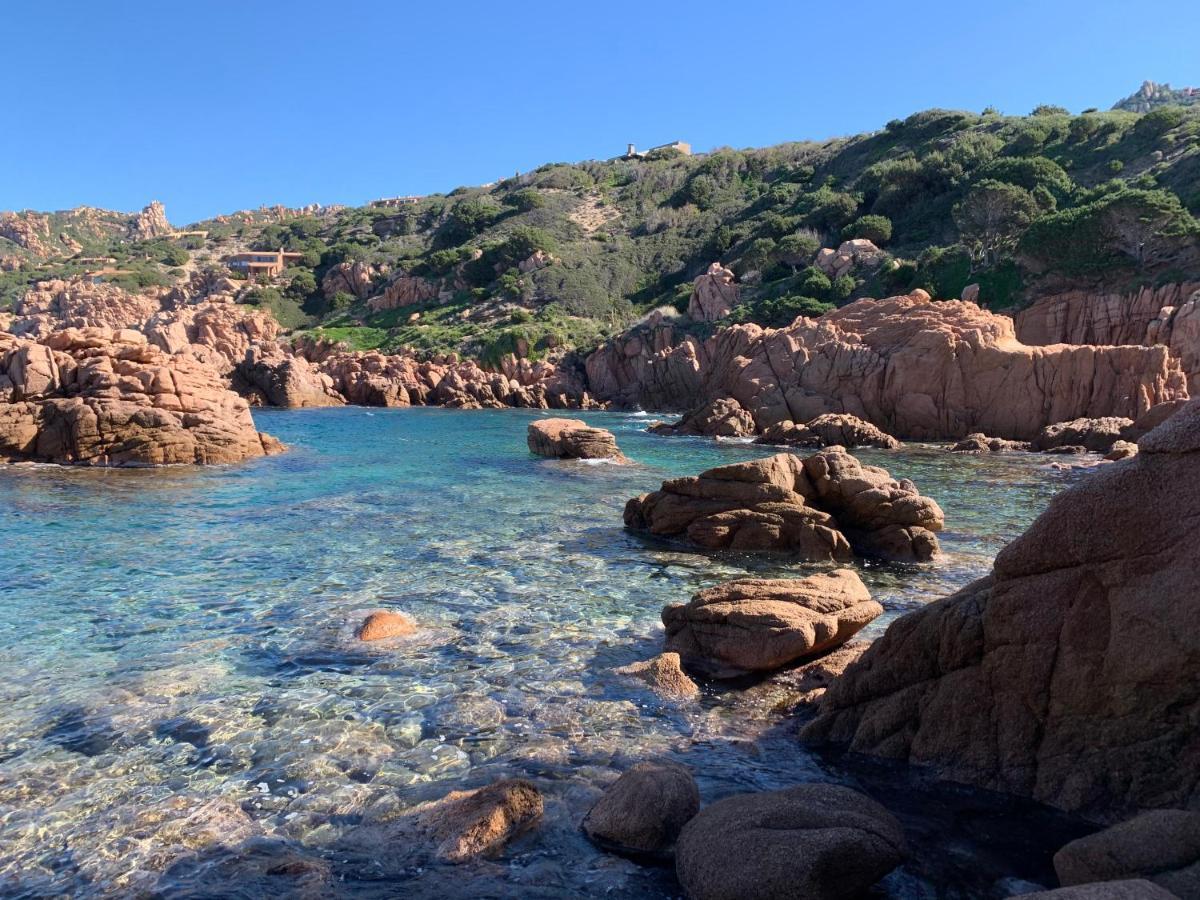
[0,328,281,466]
[688,263,739,322]
[321,261,377,302]
[755,413,900,449]
[650,397,756,437]
[662,570,881,678]
[236,346,344,408]
[624,449,943,562]
[367,272,441,312]
[1031,417,1133,454]
[803,400,1200,820]
[674,784,907,900]
[1054,811,1200,899]
[950,433,1032,452]
[815,239,885,279]
[1016,283,1200,392]
[586,294,1188,440]
[129,201,171,240]
[613,652,700,700]
[583,761,700,857]
[527,418,626,461]
[10,278,165,338]
[145,298,280,376]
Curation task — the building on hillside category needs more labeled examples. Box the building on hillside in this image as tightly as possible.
[226,249,305,279]
[370,196,423,208]
[622,140,692,159]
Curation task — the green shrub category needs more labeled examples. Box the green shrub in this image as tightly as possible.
[842,215,893,245]
[953,180,1040,264]
[979,157,1073,198]
[507,189,545,212]
[1135,106,1187,138]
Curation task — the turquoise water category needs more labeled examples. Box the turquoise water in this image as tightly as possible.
[0,408,1087,897]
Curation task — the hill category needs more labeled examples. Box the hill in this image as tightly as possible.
[3,90,1199,364]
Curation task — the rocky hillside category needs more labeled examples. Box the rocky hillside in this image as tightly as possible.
[1113,80,1200,113]
[3,88,1199,367]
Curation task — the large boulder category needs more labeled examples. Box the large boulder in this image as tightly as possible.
[585,293,1187,440]
[527,417,626,461]
[755,413,900,449]
[0,328,281,466]
[687,263,739,322]
[950,433,1031,452]
[674,783,906,900]
[651,397,756,437]
[401,779,543,863]
[662,570,881,678]
[624,450,942,562]
[235,346,344,408]
[1031,417,1133,453]
[803,400,1200,820]
[582,760,700,857]
[1055,811,1200,899]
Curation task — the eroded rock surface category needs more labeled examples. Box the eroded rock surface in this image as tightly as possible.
[651,397,756,437]
[1055,811,1200,899]
[687,263,739,322]
[0,328,281,466]
[624,450,942,562]
[755,413,900,449]
[527,418,626,460]
[662,570,880,678]
[803,400,1200,820]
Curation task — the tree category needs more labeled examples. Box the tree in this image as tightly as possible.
[842,215,893,245]
[1032,104,1070,117]
[1100,189,1196,268]
[778,232,821,268]
[953,180,1040,264]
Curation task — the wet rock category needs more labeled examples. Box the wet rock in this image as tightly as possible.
[583,760,700,857]
[1054,811,1200,899]
[613,652,700,700]
[624,450,942,562]
[662,570,879,679]
[803,400,1200,819]
[1019,881,1177,899]
[769,640,871,707]
[651,397,756,437]
[356,610,416,642]
[1104,440,1139,461]
[527,418,626,461]
[950,433,1032,452]
[755,414,900,449]
[406,778,544,863]
[1032,417,1132,454]
[674,783,906,900]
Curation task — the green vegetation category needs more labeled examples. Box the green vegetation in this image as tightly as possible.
[4,90,1198,358]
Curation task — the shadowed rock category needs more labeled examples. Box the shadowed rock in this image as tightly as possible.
[674,783,906,900]
[1055,811,1200,899]
[583,760,700,857]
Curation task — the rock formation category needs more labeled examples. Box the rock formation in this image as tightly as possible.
[613,652,700,700]
[129,201,171,240]
[321,260,377,302]
[236,346,344,408]
[815,239,885,279]
[367,272,441,312]
[650,397,756,437]
[10,278,166,338]
[586,293,1188,440]
[755,412,900,449]
[803,400,1200,821]
[674,783,906,900]
[583,761,700,857]
[687,263,739,322]
[950,433,1032,452]
[662,570,881,678]
[1031,417,1133,454]
[0,327,281,466]
[527,418,626,461]
[1054,810,1200,898]
[1016,283,1200,392]
[624,449,943,562]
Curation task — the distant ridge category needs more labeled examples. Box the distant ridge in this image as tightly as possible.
[1113,80,1200,112]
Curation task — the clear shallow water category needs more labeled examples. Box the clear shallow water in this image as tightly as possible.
[0,408,1091,897]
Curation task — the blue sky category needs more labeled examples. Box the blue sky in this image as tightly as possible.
[3,0,1197,225]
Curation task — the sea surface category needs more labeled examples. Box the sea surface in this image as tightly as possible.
[0,408,1095,898]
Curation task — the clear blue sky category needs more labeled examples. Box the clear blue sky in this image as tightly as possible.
[4,0,1196,225]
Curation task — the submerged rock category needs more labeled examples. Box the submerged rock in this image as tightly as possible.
[582,760,700,857]
[404,778,543,863]
[527,417,626,461]
[613,652,700,700]
[803,399,1200,820]
[624,450,942,562]
[674,783,906,900]
[662,570,880,679]
[1054,810,1200,899]
[356,610,416,642]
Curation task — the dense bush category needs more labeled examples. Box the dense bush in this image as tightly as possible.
[842,215,893,244]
